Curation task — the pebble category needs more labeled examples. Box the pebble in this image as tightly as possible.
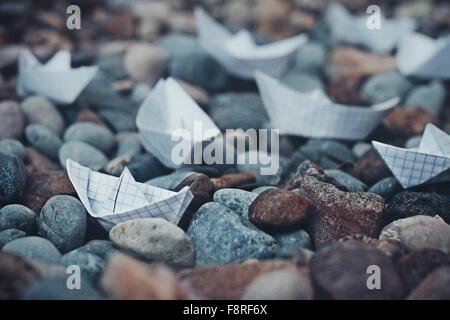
[350,149,392,186]
[368,177,402,201]
[324,169,367,191]
[62,250,105,283]
[64,122,115,154]
[115,134,141,158]
[0,252,39,299]
[38,195,87,253]
[382,191,450,225]
[0,100,25,139]
[186,202,279,267]
[211,172,256,190]
[75,109,106,127]
[252,186,277,194]
[408,266,450,300]
[404,81,446,116]
[301,176,385,248]
[351,142,372,159]
[0,139,25,158]
[248,189,310,231]
[96,52,128,81]
[101,253,197,299]
[384,107,435,137]
[241,269,313,300]
[59,140,108,170]
[23,147,58,171]
[0,229,27,248]
[123,43,168,83]
[109,218,195,269]
[396,249,449,293]
[0,204,36,234]
[213,188,258,228]
[25,124,62,159]
[0,154,27,204]
[293,41,327,74]
[310,241,404,299]
[178,259,299,299]
[380,215,450,254]
[236,151,282,185]
[76,239,117,262]
[404,135,422,149]
[20,96,65,135]
[299,139,354,168]
[98,109,137,132]
[281,71,324,92]
[272,229,313,250]
[209,92,269,131]
[2,236,61,264]
[127,153,169,182]
[338,234,404,259]
[146,171,196,190]
[361,71,413,104]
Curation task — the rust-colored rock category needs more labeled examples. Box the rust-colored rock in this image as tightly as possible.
[408,266,450,300]
[19,170,76,212]
[248,189,310,231]
[101,253,197,300]
[301,176,385,249]
[383,107,436,137]
[24,148,59,172]
[211,173,256,191]
[0,252,40,299]
[75,109,106,127]
[177,260,302,300]
[350,149,392,186]
[339,234,405,259]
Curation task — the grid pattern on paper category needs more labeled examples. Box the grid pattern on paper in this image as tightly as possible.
[419,124,450,157]
[372,141,450,188]
[66,160,193,231]
[256,73,397,140]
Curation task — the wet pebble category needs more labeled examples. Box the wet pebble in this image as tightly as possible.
[0,204,36,234]
[25,124,62,159]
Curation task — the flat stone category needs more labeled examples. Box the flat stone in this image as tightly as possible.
[23,148,58,172]
[62,250,106,283]
[0,204,36,234]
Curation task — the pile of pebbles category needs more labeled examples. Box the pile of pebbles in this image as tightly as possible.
[0,0,450,300]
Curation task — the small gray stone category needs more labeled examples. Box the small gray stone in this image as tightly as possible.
[96,52,128,81]
[25,124,62,159]
[64,122,115,154]
[324,169,367,191]
[361,71,413,104]
[62,250,106,282]
[187,202,279,267]
[2,236,61,264]
[404,81,445,116]
[115,134,141,158]
[110,218,195,269]
[0,204,36,234]
[59,141,108,170]
[293,41,327,74]
[98,109,137,132]
[368,177,402,201]
[404,135,422,149]
[145,171,196,190]
[0,139,25,158]
[76,240,117,262]
[352,142,372,159]
[236,151,282,185]
[213,188,258,228]
[127,153,169,182]
[0,229,26,248]
[38,195,87,253]
[272,229,313,250]
[20,96,65,135]
[0,154,27,204]
[299,139,354,168]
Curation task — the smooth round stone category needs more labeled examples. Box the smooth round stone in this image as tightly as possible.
[368,177,402,201]
[25,124,62,159]
[76,240,117,262]
[59,141,108,170]
[361,71,413,104]
[0,139,25,158]
[64,122,115,154]
[0,154,27,204]
[62,250,106,282]
[209,92,269,131]
[110,218,195,270]
[241,269,313,300]
[293,41,327,74]
[127,153,169,182]
[213,189,258,228]
[38,195,87,254]
[22,277,101,300]
[145,171,196,190]
[299,139,354,168]
[0,101,25,139]
[319,140,355,163]
[272,229,313,250]
[20,96,65,135]
[252,186,278,195]
[0,204,36,234]
[404,81,445,116]
[123,43,168,83]
[249,189,310,231]
[158,33,199,59]
[98,109,137,132]
[96,52,128,81]
[352,142,372,159]
[2,236,61,264]
[186,202,279,267]
[115,134,141,158]
[0,229,26,248]
[324,169,368,192]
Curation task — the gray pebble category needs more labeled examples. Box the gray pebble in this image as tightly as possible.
[368,177,402,201]
[0,204,36,234]
[145,171,196,190]
[76,239,117,262]
[62,250,106,283]
[361,71,413,104]
[272,229,313,250]
[64,122,115,154]
[0,154,27,204]
[115,134,141,158]
[0,229,27,248]
[324,169,368,191]
[252,186,278,195]
[213,188,258,229]
[0,139,25,158]
[352,142,372,159]
[98,109,137,132]
[25,124,62,159]
[2,236,61,264]
[59,141,108,170]
[404,81,445,116]
[20,96,65,135]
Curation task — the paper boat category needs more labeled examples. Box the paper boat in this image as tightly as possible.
[136,77,221,168]
[396,32,450,79]
[194,7,308,79]
[17,50,98,104]
[66,159,194,231]
[255,71,399,140]
[373,123,450,188]
[326,3,416,54]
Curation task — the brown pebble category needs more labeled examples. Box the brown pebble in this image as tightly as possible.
[75,109,106,127]
[0,100,25,140]
[383,107,436,137]
[339,234,405,259]
[408,266,450,300]
[211,173,256,190]
[24,148,59,172]
[350,149,392,186]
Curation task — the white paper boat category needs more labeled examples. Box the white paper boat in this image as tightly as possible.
[326,3,416,54]
[66,159,194,231]
[255,71,399,140]
[396,32,450,79]
[373,123,450,188]
[194,7,308,79]
[17,50,98,104]
[136,77,221,168]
